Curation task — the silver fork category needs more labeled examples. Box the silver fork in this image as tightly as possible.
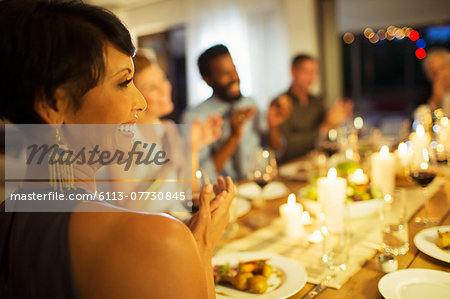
[302,264,344,299]
[302,275,332,299]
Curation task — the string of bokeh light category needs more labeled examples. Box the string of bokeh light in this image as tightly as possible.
[343,26,427,59]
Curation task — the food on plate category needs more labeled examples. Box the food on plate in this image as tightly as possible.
[214,259,273,294]
[248,275,268,294]
[436,230,450,249]
[234,272,253,290]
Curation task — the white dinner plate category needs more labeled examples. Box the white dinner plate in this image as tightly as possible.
[278,162,310,181]
[235,197,252,217]
[378,269,450,299]
[237,182,289,201]
[170,197,252,222]
[213,252,307,299]
[414,225,450,263]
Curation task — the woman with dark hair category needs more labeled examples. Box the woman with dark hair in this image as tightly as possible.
[0,1,234,298]
[99,49,223,213]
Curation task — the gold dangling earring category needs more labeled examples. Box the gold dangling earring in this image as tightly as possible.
[48,127,74,192]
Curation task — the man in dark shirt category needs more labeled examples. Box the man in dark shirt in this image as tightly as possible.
[422,48,450,116]
[268,54,353,164]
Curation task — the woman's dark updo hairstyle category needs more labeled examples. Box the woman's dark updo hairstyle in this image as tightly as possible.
[0,0,135,123]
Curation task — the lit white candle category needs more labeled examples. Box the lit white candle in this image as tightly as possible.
[349,168,368,185]
[410,124,431,153]
[395,142,410,176]
[317,168,347,233]
[371,146,396,195]
[279,193,304,238]
[397,143,408,167]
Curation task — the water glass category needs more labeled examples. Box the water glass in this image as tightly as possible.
[321,211,349,272]
[322,227,349,272]
[381,189,409,256]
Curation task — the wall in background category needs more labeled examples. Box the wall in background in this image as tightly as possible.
[337,0,450,33]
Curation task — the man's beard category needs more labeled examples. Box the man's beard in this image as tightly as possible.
[212,80,242,102]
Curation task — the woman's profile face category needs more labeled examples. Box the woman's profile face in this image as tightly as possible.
[57,44,148,154]
[133,64,173,120]
[63,44,147,125]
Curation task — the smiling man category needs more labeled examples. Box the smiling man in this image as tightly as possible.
[183,44,261,181]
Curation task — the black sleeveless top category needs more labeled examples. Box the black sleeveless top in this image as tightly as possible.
[0,197,79,298]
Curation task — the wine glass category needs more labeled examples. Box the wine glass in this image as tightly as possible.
[184,168,211,213]
[408,144,439,225]
[247,148,278,189]
[245,148,277,227]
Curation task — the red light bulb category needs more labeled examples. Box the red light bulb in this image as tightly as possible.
[415,48,426,59]
[409,30,419,42]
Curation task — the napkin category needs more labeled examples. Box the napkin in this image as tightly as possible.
[237,181,289,200]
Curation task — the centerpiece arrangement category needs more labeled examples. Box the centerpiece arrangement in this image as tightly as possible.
[300,161,384,218]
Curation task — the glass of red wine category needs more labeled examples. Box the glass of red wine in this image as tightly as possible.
[248,148,278,191]
[409,144,439,225]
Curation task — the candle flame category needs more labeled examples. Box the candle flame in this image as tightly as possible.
[327,168,337,179]
[416,124,425,137]
[398,142,407,155]
[380,145,389,158]
[384,194,392,203]
[302,211,311,223]
[287,193,296,205]
[195,170,202,179]
[441,117,448,126]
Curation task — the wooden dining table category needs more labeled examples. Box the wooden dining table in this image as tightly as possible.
[219,177,450,298]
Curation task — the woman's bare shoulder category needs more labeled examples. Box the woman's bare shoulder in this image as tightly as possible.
[69,209,208,298]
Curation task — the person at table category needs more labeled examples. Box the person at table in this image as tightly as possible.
[422,47,450,116]
[0,1,234,298]
[98,49,223,212]
[183,44,262,182]
[268,54,353,164]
